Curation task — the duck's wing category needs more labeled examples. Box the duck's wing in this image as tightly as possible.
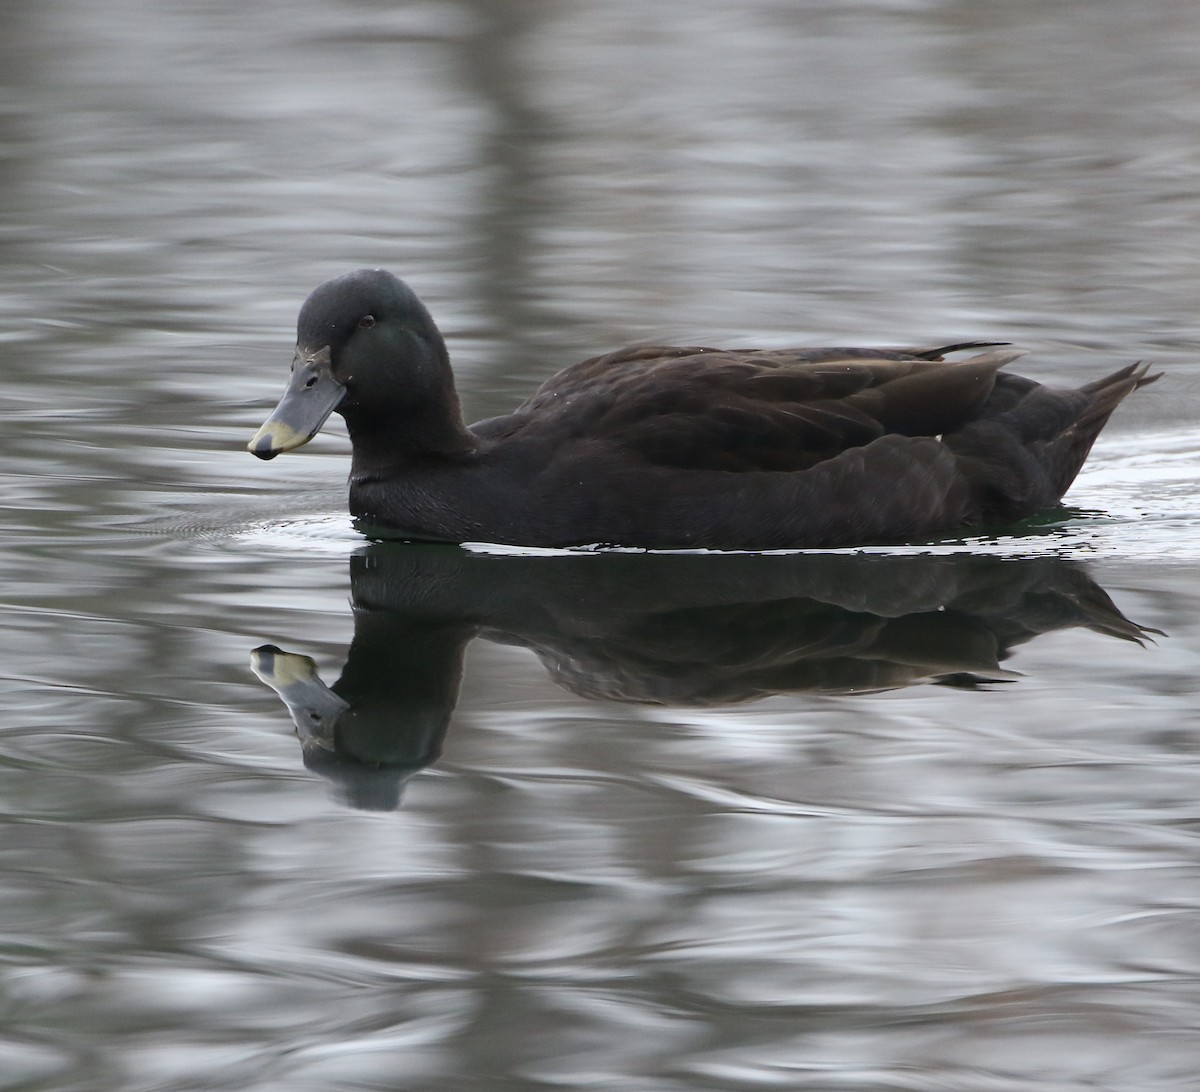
[487,344,1025,473]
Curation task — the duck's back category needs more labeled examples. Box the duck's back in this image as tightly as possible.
[475,342,1018,473]
[458,343,1154,548]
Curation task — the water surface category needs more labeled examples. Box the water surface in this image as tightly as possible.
[4,1,1200,1089]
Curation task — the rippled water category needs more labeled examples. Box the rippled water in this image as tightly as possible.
[4,1,1200,1088]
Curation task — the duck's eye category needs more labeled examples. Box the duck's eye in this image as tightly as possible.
[358,315,376,329]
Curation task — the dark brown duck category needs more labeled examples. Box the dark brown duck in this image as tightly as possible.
[249,268,1158,549]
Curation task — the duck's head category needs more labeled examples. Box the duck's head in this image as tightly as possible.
[248,269,449,460]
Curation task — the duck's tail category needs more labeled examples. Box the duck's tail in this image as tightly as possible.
[1046,361,1161,497]
[946,360,1161,524]
[1078,360,1161,424]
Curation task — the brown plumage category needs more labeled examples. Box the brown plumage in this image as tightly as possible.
[248,270,1159,549]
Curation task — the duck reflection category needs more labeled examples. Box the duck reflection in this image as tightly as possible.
[252,544,1152,809]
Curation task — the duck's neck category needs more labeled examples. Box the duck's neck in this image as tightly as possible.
[345,405,475,482]
[345,397,478,480]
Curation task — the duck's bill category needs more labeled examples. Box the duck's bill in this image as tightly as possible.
[248,346,345,460]
[250,644,349,750]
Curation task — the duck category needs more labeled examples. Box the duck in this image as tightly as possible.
[248,268,1158,549]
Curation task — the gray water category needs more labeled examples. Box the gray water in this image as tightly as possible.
[4,0,1200,1088]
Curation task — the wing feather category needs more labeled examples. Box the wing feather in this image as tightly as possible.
[488,344,1017,473]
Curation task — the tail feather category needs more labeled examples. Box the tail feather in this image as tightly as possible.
[1039,361,1159,506]
[1070,361,1159,438]
[1081,360,1162,393]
